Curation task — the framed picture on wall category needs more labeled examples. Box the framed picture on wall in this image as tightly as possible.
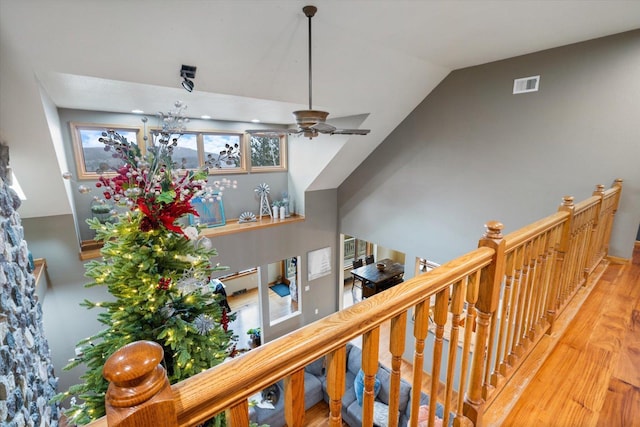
[307,246,332,281]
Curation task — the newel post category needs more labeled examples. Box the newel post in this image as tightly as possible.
[103,341,177,427]
[464,221,505,426]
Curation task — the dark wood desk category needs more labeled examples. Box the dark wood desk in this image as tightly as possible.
[351,258,404,298]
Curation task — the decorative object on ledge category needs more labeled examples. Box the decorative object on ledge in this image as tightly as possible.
[255,183,273,220]
[189,194,225,227]
[282,191,291,217]
[376,262,386,271]
[238,211,257,223]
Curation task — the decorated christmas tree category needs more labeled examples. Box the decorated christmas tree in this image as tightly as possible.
[54,106,238,425]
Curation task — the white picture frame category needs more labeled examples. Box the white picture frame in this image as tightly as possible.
[307,246,332,281]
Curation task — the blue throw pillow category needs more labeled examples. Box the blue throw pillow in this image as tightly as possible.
[354,369,381,406]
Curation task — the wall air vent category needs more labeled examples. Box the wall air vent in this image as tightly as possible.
[513,75,540,94]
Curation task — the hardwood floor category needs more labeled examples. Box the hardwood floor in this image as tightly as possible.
[502,243,640,427]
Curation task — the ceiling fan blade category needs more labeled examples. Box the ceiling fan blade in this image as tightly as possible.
[328,128,371,135]
[245,129,301,135]
[311,122,336,133]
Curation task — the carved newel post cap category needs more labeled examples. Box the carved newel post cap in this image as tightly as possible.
[484,221,503,239]
[594,184,605,194]
[562,196,574,207]
[103,340,168,408]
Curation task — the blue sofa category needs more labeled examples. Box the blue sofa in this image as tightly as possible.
[249,343,445,426]
[248,357,325,426]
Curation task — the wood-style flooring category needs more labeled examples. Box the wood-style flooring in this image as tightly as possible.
[500,244,640,426]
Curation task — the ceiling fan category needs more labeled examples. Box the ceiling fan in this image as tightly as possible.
[246,5,370,139]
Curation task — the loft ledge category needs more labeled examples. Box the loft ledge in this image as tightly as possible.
[79,214,305,261]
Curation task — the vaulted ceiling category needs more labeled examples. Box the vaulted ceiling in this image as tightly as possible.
[1,0,639,218]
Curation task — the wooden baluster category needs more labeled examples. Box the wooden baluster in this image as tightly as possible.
[598,180,622,260]
[548,199,571,333]
[506,246,524,367]
[362,327,380,426]
[409,299,430,427]
[388,312,407,427]
[524,236,540,343]
[226,401,250,427]
[560,196,576,306]
[528,234,545,339]
[465,221,505,425]
[444,279,465,427]
[575,210,591,287]
[430,286,450,426]
[103,340,178,427]
[513,241,530,357]
[284,369,305,427]
[457,271,479,426]
[537,229,556,334]
[589,184,605,271]
[606,179,623,256]
[326,346,347,427]
[494,250,514,380]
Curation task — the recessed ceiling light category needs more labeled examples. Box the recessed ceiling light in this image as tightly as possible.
[131,109,144,114]
[251,119,260,123]
[200,115,212,119]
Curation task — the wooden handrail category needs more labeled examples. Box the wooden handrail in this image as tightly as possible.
[93,181,623,427]
[171,247,495,426]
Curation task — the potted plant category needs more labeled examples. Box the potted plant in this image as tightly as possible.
[247,327,261,348]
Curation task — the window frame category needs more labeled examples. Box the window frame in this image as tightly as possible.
[70,122,144,180]
[249,133,288,172]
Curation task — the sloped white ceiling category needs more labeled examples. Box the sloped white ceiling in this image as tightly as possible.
[1,0,639,218]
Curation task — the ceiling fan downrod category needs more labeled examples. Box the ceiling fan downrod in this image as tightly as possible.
[303,5,317,111]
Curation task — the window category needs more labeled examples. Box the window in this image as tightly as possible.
[250,134,287,172]
[71,121,286,178]
[203,133,245,173]
[150,129,247,174]
[70,122,143,179]
[171,132,199,169]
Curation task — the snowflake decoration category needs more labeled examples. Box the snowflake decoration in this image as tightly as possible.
[175,266,210,294]
[193,314,215,335]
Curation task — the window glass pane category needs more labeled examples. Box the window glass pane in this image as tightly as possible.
[79,128,138,174]
[172,133,199,169]
[250,135,282,167]
[203,134,242,169]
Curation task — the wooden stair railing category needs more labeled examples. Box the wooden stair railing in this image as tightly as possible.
[92,181,622,427]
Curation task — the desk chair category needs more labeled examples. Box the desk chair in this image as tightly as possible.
[351,259,364,302]
[364,255,375,265]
